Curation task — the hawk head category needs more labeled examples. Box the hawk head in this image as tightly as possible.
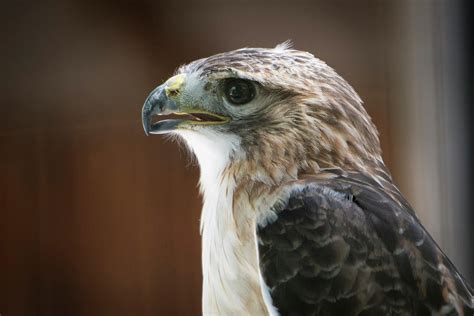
[142,43,384,187]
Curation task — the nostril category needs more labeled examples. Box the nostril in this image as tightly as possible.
[165,87,180,98]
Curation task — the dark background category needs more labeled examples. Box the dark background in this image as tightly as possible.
[1,1,472,315]
[466,0,474,295]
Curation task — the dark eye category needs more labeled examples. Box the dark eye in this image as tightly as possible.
[224,79,256,105]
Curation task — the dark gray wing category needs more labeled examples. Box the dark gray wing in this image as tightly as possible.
[257,171,473,316]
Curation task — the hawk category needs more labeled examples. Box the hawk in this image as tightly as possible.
[142,43,473,315]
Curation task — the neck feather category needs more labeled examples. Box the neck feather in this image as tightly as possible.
[176,129,270,315]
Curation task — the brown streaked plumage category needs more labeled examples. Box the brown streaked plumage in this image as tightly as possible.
[142,42,473,315]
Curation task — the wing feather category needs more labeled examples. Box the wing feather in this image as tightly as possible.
[257,171,473,316]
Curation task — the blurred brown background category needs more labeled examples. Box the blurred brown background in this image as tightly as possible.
[1,0,473,315]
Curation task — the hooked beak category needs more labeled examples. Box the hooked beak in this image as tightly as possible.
[141,84,179,135]
[141,74,230,135]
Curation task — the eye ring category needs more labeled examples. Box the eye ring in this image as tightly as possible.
[223,79,256,105]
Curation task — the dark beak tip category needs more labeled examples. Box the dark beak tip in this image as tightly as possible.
[142,85,177,136]
[142,118,151,136]
[142,96,155,136]
[141,110,150,136]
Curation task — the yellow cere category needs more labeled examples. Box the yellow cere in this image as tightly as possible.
[165,74,186,98]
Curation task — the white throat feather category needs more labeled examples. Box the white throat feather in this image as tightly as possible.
[175,129,273,315]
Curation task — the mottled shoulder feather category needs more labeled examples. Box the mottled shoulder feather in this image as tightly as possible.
[257,172,473,316]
